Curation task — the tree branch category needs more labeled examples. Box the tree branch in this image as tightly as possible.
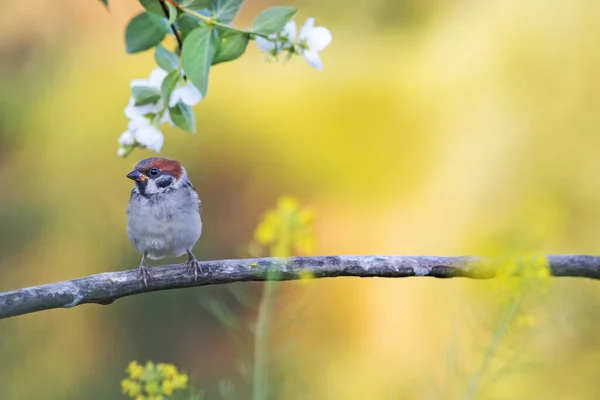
[1,255,599,319]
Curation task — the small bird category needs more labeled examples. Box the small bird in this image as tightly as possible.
[125,157,203,287]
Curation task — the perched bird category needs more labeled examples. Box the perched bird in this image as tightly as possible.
[125,157,203,287]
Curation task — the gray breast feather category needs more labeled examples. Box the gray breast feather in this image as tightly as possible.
[127,186,202,259]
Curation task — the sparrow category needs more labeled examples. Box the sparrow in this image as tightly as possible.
[126,157,203,287]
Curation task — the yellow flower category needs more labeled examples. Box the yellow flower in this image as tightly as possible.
[145,361,156,372]
[127,361,144,380]
[171,373,188,389]
[297,208,313,225]
[255,216,276,244]
[489,253,551,303]
[121,379,142,397]
[148,396,163,400]
[251,196,316,258]
[145,381,160,395]
[277,196,299,211]
[161,380,174,396]
[298,270,315,285]
[157,363,178,379]
[294,234,315,255]
[135,396,145,400]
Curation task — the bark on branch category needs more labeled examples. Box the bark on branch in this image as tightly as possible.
[1,255,599,319]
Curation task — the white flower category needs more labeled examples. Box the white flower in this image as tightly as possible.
[130,67,168,90]
[256,35,277,53]
[118,67,179,155]
[256,21,297,54]
[120,110,165,153]
[281,21,297,48]
[127,116,152,131]
[135,125,164,152]
[298,18,332,70]
[161,110,174,126]
[125,97,156,121]
[118,130,135,146]
[169,83,203,107]
[125,68,169,120]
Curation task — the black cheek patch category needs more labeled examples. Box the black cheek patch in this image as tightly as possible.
[136,180,148,197]
[157,176,174,188]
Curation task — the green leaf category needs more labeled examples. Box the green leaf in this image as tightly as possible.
[176,14,201,39]
[155,44,180,72]
[180,0,213,10]
[210,0,244,23]
[169,101,195,133]
[125,12,168,53]
[138,0,164,15]
[181,26,216,97]
[99,0,109,9]
[166,2,178,26]
[161,70,181,100]
[252,6,297,35]
[132,86,161,105]
[212,30,248,65]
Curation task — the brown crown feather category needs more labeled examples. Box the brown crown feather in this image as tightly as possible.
[134,157,183,179]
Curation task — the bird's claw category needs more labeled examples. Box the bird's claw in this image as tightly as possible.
[138,264,152,289]
[186,252,203,282]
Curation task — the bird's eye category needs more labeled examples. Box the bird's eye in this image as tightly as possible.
[149,168,159,176]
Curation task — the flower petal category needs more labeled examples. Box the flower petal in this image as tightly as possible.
[130,79,149,88]
[125,101,156,120]
[306,27,332,52]
[301,49,323,70]
[283,20,297,41]
[124,103,138,119]
[178,84,203,106]
[148,68,168,88]
[281,21,297,49]
[161,110,174,126]
[128,117,151,131]
[118,130,135,146]
[168,89,181,108]
[256,36,276,52]
[135,125,164,152]
[299,17,315,41]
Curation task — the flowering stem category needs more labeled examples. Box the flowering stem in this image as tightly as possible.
[121,145,136,158]
[462,297,521,400]
[177,6,271,40]
[252,279,278,400]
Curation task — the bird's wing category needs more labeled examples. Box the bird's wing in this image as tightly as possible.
[193,186,202,215]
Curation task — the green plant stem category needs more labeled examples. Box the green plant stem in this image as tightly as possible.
[252,279,279,400]
[179,6,271,39]
[121,145,136,158]
[462,297,521,400]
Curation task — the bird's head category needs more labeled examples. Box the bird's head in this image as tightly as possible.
[126,157,187,196]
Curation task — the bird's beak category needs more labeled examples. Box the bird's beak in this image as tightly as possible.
[126,170,148,182]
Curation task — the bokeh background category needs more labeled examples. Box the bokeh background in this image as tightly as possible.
[2,0,600,398]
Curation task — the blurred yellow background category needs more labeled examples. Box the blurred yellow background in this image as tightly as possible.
[2,0,600,398]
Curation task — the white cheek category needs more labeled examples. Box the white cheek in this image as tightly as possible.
[144,180,161,195]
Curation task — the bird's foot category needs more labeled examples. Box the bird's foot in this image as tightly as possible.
[138,263,152,289]
[186,250,203,282]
